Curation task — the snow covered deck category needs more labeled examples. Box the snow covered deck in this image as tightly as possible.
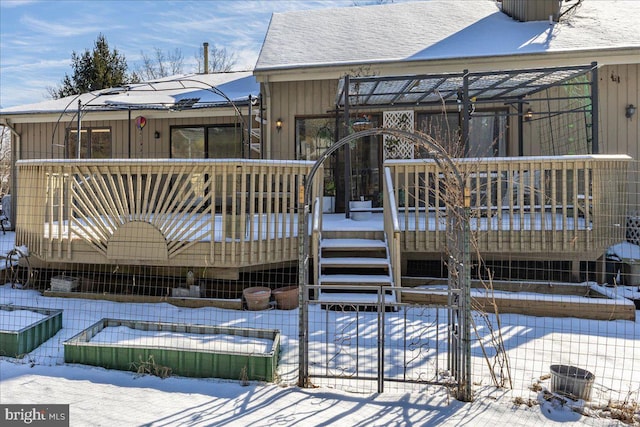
[15,159,319,272]
[384,155,632,261]
[14,155,631,273]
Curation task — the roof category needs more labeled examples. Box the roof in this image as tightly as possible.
[256,0,640,71]
[0,71,259,116]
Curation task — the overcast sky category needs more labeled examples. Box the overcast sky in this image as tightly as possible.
[0,0,417,109]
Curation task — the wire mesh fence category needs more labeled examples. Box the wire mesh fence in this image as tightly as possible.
[0,158,638,424]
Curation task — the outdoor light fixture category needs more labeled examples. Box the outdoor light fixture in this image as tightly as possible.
[524,108,534,121]
[276,118,283,132]
[626,104,636,119]
[154,131,160,139]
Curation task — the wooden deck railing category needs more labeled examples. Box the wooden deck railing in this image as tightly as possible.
[15,155,631,273]
[384,155,632,260]
[16,159,318,269]
[383,167,402,301]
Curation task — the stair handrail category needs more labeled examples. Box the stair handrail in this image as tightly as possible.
[384,166,402,302]
[311,196,322,289]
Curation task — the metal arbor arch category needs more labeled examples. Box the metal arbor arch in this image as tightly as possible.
[298,127,472,401]
[50,76,254,159]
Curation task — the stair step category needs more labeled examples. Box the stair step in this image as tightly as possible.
[317,292,397,304]
[320,257,390,269]
[319,274,393,285]
[321,238,387,250]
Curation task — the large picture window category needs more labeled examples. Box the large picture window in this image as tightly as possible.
[67,127,111,159]
[171,125,243,159]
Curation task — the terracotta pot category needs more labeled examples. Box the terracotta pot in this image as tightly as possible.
[243,287,271,310]
[272,286,299,310]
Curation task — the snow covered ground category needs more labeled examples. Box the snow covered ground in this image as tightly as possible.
[0,229,639,426]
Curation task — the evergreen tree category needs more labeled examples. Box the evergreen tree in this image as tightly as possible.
[49,34,137,99]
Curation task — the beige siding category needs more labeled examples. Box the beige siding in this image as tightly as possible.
[15,115,242,160]
[598,64,640,208]
[267,79,338,159]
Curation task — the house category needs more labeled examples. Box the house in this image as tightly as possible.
[0,71,318,290]
[253,0,639,288]
[0,0,638,301]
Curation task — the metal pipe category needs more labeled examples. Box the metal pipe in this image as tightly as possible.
[343,75,351,219]
[517,101,524,156]
[591,62,599,154]
[1,119,20,230]
[77,100,82,159]
[247,94,252,159]
[128,108,131,158]
[462,70,470,157]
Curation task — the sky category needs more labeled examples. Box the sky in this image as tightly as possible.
[0,0,420,109]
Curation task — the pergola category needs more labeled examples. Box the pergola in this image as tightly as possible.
[336,62,599,155]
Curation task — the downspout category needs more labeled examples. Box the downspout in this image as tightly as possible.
[590,61,599,154]
[263,78,272,159]
[1,118,20,230]
[259,94,264,159]
[517,100,524,156]
[248,95,252,160]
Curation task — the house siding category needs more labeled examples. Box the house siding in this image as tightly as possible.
[599,63,640,206]
[15,115,242,160]
[264,63,638,207]
[267,79,338,160]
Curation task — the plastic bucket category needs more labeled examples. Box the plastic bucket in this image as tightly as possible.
[272,286,299,310]
[550,364,595,401]
[243,287,271,311]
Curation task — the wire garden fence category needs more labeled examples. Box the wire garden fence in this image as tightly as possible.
[0,159,638,424]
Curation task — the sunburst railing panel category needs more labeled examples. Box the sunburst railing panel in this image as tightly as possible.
[17,159,317,269]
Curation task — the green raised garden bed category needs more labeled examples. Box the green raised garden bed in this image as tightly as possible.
[64,318,280,381]
[0,305,63,358]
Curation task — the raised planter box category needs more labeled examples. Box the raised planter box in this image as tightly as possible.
[64,318,280,381]
[0,305,63,357]
[401,281,636,321]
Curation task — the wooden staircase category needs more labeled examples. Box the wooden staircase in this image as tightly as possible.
[317,231,396,307]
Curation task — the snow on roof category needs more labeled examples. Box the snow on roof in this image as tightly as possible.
[256,0,640,71]
[0,71,259,115]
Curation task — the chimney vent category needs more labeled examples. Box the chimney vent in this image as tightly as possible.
[501,0,560,22]
[203,42,209,74]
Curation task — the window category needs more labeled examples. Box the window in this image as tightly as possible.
[170,125,243,159]
[67,128,111,158]
[171,127,205,159]
[207,126,242,159]
[296,115,383,209]
[417,110,507,158]
[295,117,336,161]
